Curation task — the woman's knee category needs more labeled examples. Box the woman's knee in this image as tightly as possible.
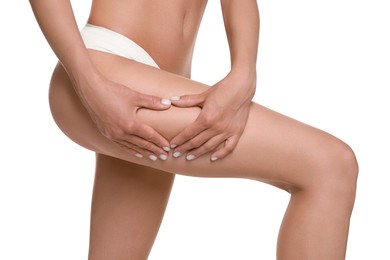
[310,138,358,206]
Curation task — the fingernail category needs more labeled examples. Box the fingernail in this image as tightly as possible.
[135,153,143,158]
[173,151,182,158]
[170,144,177,149]
[161,99,171,106]
[149,155,158,161]
[163,146,171,152]
[211,156,219,161]
[186,154,196,161]
[159,154,168,161]
[170,96,180,101]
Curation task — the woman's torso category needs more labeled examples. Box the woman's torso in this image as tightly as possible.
[87,0,209,76]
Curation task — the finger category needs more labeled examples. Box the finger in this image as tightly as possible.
[170,93,205,108]
[113,140,143,158]
[115,139,162,161]
[130,123,170,156]
[170,120,207,149]
[184,134,227,161]
[210,135,240,161]
[125,134,169,161]
[137,92,171,110]
[172,130,217,158]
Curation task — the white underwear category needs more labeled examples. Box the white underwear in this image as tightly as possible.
[80,23,159,68]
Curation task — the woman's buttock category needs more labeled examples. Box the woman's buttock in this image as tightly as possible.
[49,24,204,154]
[49,53,201,145]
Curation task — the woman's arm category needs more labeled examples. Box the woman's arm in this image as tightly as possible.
[29,0,172,159]
[29,0,94,84]
[170,0,259,161]
[221,0,259,79]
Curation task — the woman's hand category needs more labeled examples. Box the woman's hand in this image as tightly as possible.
[76,73,172,161]
[169,71,256,161]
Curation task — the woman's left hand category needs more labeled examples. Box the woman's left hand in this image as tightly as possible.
[170,71,256,161]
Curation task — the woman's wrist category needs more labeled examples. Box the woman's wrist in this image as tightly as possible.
[213,67,256,110]
[228,64,256,85]
[66,56,100,90]
[62,55,104,109]
[227,66,256,95]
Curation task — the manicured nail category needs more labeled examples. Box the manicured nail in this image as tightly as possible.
[163,146,171,152]
[159,154,168,161]
[161,99,171,106]
[135,153,143,158]
[149,155,158,161]
[170,144,177,149]
[186,154,196,161]
[170,96,180,101]
[173,151,182,158]
[211,156,219,161]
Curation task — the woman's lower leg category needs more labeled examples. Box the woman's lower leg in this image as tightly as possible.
[276,144,358,259]
[88,154,175,260]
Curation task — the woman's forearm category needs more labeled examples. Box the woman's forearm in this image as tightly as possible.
[29,0,97,87]
[220,0,259,76]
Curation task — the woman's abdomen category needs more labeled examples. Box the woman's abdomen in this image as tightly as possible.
[88,0,207,75]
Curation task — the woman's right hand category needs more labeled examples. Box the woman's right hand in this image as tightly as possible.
[29,0,171,160]
[77,73,172,161]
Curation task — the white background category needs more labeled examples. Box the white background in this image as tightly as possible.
[1,0,389,259]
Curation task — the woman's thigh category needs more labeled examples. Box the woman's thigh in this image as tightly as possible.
[49,50,353,190]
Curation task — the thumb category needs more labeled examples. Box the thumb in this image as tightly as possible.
[170,93,205,108]
[138,93,172,110]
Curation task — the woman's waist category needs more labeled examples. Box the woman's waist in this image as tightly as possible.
[86,20,194,76]
[86,0,206,76]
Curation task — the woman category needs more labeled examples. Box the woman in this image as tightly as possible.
[29,0,358,259]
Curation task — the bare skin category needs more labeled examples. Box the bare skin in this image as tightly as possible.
[30,0,358,259]
[50,51,358,259]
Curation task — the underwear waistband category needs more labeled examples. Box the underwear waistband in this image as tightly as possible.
[80,24,159,68]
